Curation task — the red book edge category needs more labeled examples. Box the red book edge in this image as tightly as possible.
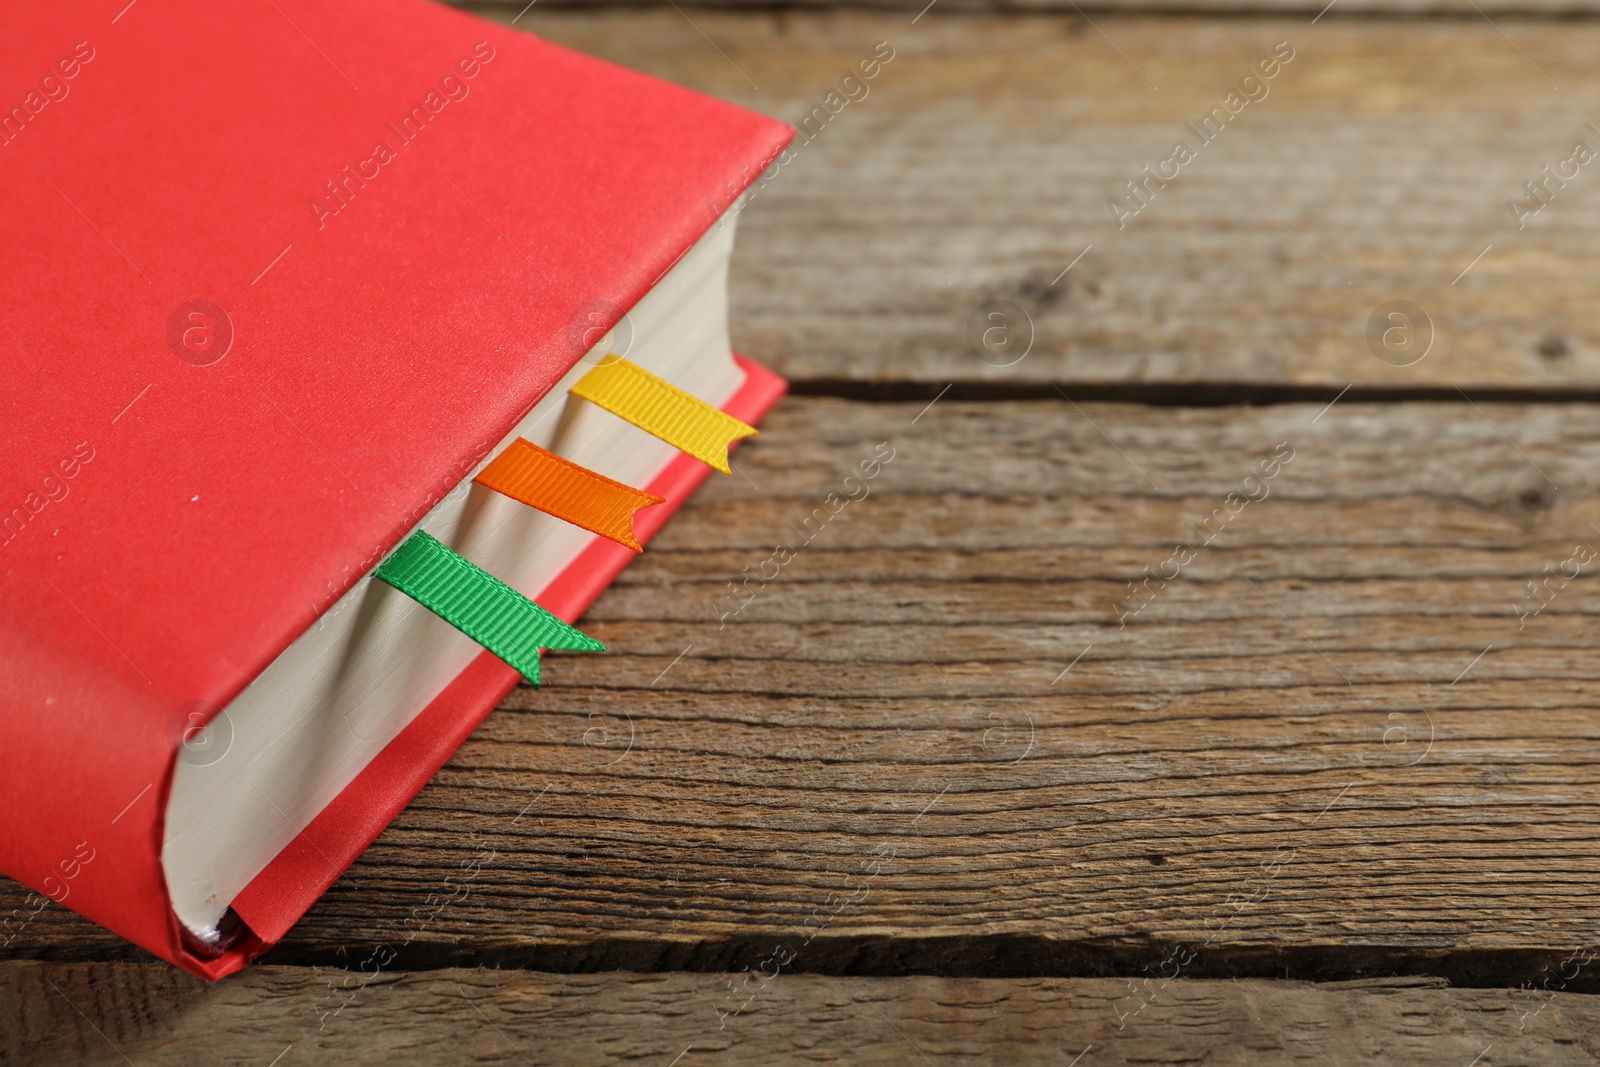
[168,355,789,979]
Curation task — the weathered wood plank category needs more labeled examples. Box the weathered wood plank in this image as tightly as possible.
[479,9,1600,389]
[5,397,1600,978]
[5,962,1597,1066]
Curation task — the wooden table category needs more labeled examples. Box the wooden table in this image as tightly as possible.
[9,2,1600,1062]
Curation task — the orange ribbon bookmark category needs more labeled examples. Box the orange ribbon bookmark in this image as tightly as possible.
[474,438,664,552]
[570,356,757,475]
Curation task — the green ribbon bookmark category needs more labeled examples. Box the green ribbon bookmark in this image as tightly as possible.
[374,530,604,685]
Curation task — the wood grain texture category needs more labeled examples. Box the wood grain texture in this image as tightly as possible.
[13,8,1600,1055]
[7,397,1600,981]
[475,8,1600,390]
[5,962,1597,1066]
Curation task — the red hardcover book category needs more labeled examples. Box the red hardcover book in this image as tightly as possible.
[0,0,790,978]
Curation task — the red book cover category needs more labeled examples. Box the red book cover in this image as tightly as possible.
[0,0,790,978]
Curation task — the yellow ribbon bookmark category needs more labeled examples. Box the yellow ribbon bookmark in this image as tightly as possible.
[570,357,757,475]
[474,438,665,553]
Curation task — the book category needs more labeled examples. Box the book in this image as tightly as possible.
[0,0,791,978]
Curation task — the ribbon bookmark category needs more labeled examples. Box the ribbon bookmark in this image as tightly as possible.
[374,530,604,685]
[474,438,664,552]
[570,356,757,475]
